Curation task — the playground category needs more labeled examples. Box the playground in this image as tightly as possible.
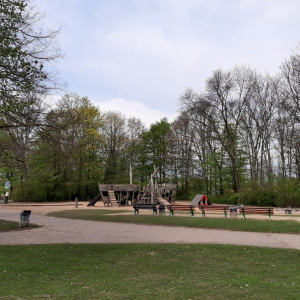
[1,198,299,219]
[1,201,300,299]
[87,168,177,207]
[1,204,300,245]
[1,172,300,299]
[0,208,300,299]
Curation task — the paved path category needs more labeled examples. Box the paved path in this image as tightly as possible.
[0,210,299,249]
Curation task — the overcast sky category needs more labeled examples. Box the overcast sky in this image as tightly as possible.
[37,0,300,126]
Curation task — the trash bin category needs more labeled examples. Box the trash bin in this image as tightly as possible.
[3,196,8,204]
[229,207,238,218]
[19,210,31,227]
[158,204,165,215]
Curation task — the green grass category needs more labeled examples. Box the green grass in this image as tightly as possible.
[0,219,39,232]
[48,210,300,234]
[0,244,299,299]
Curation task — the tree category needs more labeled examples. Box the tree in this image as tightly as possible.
[12,94,105,201]
[101,111,127,183]
[125,117,146,183]
[240,72,276,186]
[280,46,300,180]
[0,0,61,127]
[181,67,251,193]
[171,113,195,197]
[144,118,171,183]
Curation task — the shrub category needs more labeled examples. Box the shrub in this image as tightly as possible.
[256,191,276,207]
[274,179,300,207]
[207,194,238,205]
[12,180,48,202]
[233,187,276,207]
[227,193,240,205]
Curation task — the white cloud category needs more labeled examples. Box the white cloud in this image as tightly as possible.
[44,95,175,127]
[36,0,300,117]
[96,98,177,127]
[43,94,61,109]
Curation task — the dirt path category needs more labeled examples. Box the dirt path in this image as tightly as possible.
[0,208,300,250]
[1,201,300,220]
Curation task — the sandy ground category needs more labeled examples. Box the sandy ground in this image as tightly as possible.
[0,201,299,221]
[0,201,300,249]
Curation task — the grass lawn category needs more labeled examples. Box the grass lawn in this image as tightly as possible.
[0,244,299,299]
[0,219,39,232]
[48,210,300,234]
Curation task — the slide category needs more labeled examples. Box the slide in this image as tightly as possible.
[87,194,101,206]
[190,194,211,206]
[157,197,172,207]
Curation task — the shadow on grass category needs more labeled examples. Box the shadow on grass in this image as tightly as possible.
[0,219,40,232]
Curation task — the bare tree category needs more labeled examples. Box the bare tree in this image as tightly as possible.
[0,0,63,128]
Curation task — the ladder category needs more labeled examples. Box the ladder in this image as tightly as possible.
[108,190,118,206]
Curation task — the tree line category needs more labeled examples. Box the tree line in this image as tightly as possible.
[1,0,300,206]
[177,56,300,206]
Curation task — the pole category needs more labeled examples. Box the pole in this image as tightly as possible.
[130,164,132,185]
[75,197,78,208]
[151,174,154,204]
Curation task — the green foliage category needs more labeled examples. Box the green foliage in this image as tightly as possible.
[12,181,47,202]
[274,179,300,207]
[3,94,105,202]
[141,118,171,183]
[234,187,276,207]
[210,194,239,205]
[176,186,203,201]
[0,0,60,106]
[176,189,191,201]
[208,180,300,208]
[231,180,300,208]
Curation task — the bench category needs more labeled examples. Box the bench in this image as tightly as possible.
[169,205,195,216]
[199,205,229,217]
[133,204,157,215]
[239,206,274,219]
[285,209,292,215]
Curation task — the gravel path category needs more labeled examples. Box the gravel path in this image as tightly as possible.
[0,210,300,249]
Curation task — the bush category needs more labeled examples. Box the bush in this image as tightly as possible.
[256,191,276,207]
[12,181,48,202]
[274,179,300,207]
[227,194,239,205]
[208,194,238,205]
[236,187,276,207]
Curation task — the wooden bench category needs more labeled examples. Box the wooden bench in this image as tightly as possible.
[169,205,195,216]
[133,204,157,215]
[199,205,229,217]
[239,206,274,219]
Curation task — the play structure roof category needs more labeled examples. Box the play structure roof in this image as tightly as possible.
[190,194,207,206]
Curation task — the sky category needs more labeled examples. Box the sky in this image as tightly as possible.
[36,0,300,126]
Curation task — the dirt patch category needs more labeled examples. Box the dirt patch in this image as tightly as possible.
[1,201,299,221]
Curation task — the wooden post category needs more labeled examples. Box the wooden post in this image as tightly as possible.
[75,197,78,208]
[130,164,133,186]
[151,174,154,204]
